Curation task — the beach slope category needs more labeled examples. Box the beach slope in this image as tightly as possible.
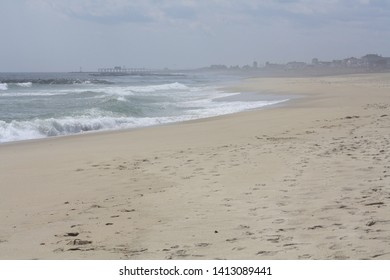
[1,73,390,259]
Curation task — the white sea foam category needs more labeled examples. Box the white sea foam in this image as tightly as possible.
[121,82,188,94]
[40,82,190,98]
[116,96,127,102]
[16,82,32,87]
[128,82,188,93]
[0,114,183,143]
[0,115,124,142]
[0,83,8,90]
[0,98,288,143]
[98,82,190,98]
[184,99,288,117]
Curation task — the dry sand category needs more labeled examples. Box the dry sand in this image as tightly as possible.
[1,73,390,260]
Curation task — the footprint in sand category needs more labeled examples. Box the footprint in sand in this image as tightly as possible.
[195,243,211,248]
[256,250,277,257]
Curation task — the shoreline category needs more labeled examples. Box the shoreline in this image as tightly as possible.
[0,81,290,147]
[1,73,390,259]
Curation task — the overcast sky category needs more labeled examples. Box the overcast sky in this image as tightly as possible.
[1,0,390,71]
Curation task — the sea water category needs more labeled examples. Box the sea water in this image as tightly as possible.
[0,71,287,143]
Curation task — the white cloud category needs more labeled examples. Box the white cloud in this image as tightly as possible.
[37,0,162,23]
[34,0,389,30]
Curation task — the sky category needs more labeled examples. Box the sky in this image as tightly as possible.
[1,0,390,72]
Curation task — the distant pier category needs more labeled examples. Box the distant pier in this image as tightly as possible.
[97,66,151,75]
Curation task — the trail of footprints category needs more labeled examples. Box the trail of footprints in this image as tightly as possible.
[36,102,390,259]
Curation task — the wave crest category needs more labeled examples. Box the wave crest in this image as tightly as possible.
[0,98,289,143]
[0,83,8,90]
[17,82,32,87]
[127,82,188,93]
[0,110,172,143]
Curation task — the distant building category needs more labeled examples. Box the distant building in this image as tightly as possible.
[265,62,283,69]
[361,54,387,68]
[209,64,228,70]
[285,61,307,70]
[331,60,343,67]
[343,57,360,67]
[229,65,241,70]
[200,53,390,72]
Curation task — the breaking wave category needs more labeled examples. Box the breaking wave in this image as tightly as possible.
[101,82,190,97]
[0,97,288,143]
[0,83,8,90]
[127,82,188,93]
[17,82,32,87]
[0,72,290,143]
[0,113,188,143]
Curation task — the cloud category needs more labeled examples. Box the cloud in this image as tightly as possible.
[38,0,163,24]
[30,0,390,40]
[36,0,390,32]
[246,0,390,31]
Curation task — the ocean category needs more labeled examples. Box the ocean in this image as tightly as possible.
[0,71,287,143]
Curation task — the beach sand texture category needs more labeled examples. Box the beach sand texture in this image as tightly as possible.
[1,73,390,259]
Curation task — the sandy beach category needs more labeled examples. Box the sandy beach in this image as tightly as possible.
[1,73,390,260]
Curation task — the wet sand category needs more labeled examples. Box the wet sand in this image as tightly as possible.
[1,73,390,259]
